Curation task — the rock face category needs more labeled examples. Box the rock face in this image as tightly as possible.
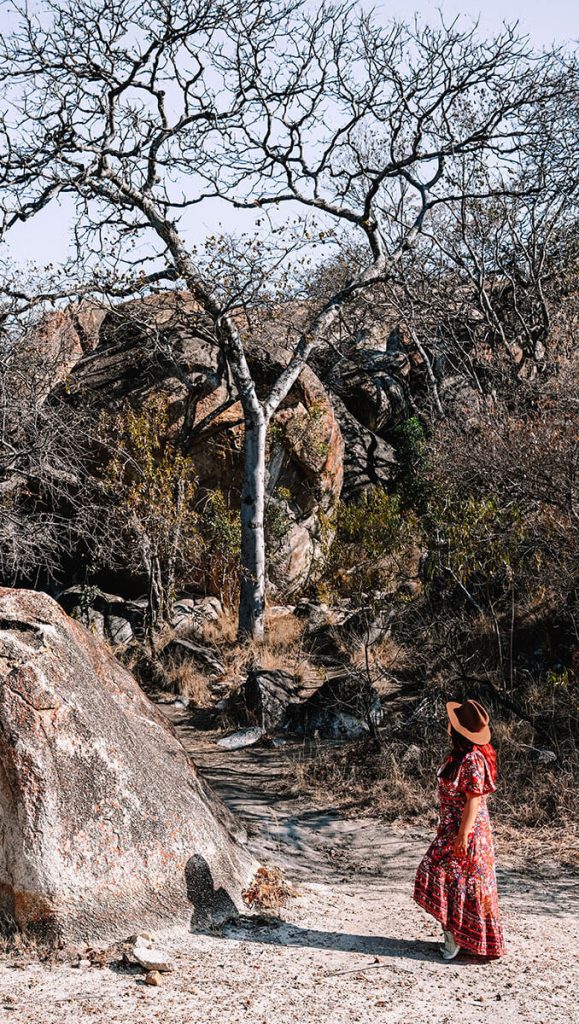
[59,588,223,649]
[312,324,411,431]
[0,589,254,944]
[331,396,396,500]
[21,300,106,395]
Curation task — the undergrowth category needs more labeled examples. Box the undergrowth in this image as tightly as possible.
[293,677,579,867]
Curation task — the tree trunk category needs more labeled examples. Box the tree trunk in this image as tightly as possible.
[238,408,267,641]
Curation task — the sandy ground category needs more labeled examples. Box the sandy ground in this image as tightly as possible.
[1,719,577,1024]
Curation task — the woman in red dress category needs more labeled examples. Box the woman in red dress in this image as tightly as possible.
[413,699,505,960]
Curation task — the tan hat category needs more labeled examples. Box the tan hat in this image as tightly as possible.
[446,699,491,745]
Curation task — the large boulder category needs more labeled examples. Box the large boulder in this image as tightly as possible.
[237,667,302,731]
[19,300,106,395]
[330,395,396,499]
[0,588,254,944]
[58,588,223,647]
[57,291,221,406]
[286,670,383,738]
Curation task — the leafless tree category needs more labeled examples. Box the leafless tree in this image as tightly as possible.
[0,0,570,638]
[0,293,90,581]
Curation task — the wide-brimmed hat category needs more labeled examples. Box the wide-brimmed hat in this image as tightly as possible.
[446,699,491,745]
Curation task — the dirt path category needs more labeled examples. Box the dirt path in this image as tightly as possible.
[1,714,577,1024]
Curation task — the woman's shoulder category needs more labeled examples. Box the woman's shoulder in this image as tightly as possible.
[463,748,486,767]
[457,747,495,794]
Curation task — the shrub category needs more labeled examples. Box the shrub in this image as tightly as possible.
[318,487,416,604]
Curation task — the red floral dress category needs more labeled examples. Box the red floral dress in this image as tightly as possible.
[413,748,505,957]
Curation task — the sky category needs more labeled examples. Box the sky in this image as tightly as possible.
[1,0,577,272]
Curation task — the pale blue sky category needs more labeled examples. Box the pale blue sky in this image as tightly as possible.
[1,0,577,271]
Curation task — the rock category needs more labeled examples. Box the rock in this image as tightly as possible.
[329,395,396,499]
[0,588,254,944]
[21,300,106,394]
[145,970,163,986]
[309,711,370,739]
[171,596,222,638]
[132,943,175,973]
[238,668,301,731]
[438,375,484,424]
[172,696,190,710]
[529,748,557,765]
[302,604,392,663]
[286,671,383,738]
[160,637,225,677]
[106,614,134,647]
[267,605,296,620]
[58,588,144,646]
[341,607,394,648]
[312,323,410,435]
[51,293,344,599]
[216,727,266,751]
[54,292,221,405]
[302,604,352,663]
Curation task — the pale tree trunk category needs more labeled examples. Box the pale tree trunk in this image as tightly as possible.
[104,186,405,642]
[238,409,267,641]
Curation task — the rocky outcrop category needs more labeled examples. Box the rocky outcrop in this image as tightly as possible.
[58,588,223,647]
[285,670,383,739]
[312,323,411,435]
[330,395,396,499]
[0,588,254,944]
[52,292,343,598]
[21,300,106,394]
[58,292,221,406]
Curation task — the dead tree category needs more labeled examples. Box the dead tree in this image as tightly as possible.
[0,0,567,638]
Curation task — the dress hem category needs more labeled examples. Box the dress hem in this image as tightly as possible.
[413,887,505,958]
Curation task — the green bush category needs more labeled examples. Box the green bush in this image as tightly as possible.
[319,487,416,603]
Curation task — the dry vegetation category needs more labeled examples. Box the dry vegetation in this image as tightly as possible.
[242,867,300,912]
[293,680,579,869]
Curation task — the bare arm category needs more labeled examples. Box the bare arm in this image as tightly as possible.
[453,794,482,856]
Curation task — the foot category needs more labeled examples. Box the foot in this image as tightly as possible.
[440,930,461,960]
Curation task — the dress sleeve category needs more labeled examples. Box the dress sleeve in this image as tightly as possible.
[457,750,495,796]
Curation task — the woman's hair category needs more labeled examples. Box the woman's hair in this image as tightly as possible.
[439,726,498,783]
[438,727,474,779]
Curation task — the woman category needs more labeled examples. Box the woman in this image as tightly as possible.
[413,699,505,960]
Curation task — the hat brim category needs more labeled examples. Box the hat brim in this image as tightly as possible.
[446,701,491,745]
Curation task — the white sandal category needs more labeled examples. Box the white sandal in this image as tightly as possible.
[440,930,461,960]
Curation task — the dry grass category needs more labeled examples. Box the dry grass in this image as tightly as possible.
[130,608,317,705]
[0,914,57,960]
[242,866,300,912]
[206,607,304,651]
[204,610,238,645]
[293,739,439,824]
[162,659,212,705]
[293,678,579,870]
[205,607,314,687]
